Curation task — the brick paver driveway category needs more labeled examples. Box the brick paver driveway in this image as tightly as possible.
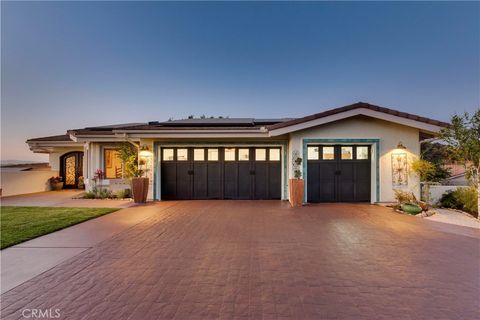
[2,201,479,319]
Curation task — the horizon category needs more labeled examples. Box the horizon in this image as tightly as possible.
[2,1,479,162]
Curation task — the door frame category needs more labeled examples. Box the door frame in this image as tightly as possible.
[154,141,288,201]
[59,151,84,189]
[302,138,380,203]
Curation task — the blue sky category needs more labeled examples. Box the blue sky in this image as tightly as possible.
[2,1,479,161]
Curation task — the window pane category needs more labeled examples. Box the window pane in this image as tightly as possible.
[163,149,174,161]
[341,146,353,160]
[356,146,369,160]
[269,149,280,161]
[104,149,123,179]
[255,149,266,161]
[322,146,335,160]
[177,149,188,161]
[307,147,319,160]
[208,149,218,161]
[194,149,205,161]
[238,148,249,161]
[224,148,235,161]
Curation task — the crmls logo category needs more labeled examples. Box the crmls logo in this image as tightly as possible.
[21,309,61,318]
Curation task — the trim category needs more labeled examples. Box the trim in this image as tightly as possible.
[270,108,445,136]
[153,141,288,200]
[302,138,380,203]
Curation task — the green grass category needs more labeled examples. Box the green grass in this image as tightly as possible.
[0,206,119,249]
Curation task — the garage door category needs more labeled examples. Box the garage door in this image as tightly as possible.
[160,147,282,200]
[307,145,371,202]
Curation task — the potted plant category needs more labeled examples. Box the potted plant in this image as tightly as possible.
[117,143,149,203]
[49,176,64,191]
[78,176,85,189]
[289,151,304,207]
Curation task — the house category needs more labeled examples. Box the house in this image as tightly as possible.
[26,102,449,203]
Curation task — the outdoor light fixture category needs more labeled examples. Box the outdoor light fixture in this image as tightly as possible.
[139,144,151,157]
[396,142,407,150]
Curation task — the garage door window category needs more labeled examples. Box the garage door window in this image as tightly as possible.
[322,146,335,160]
[194,149,205,161]
[177,149,188,161]
[208,149,219,161]
[341,147,353,160]
[307,146,319,160]
[239,149,249,161]
[269,149,280,161]
[255,149,266,161]
[225,148,236,161]
[163,149,174,161]
[356,146,369,160]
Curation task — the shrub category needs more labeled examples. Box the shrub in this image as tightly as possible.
[83,191,96,199]
[440,187,478,217]
[116,189,131,199]
[393,189,417,204]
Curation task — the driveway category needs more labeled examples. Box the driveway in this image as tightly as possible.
[1,201,479,319]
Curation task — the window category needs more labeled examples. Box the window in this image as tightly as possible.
[104,149,123,179]
[322,146,335,160]
[341,146,353,160]
[208,149,218,161]
[224,148,235,161]
[194,149,205,161]
[269,149,280,161]
[238,149,249,161]
[255,149,266,161]
[356,146,369,160]
[163,149,174,161]
[177,149,188,161]
[307,147,319,160]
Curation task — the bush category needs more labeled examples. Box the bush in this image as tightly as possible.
[115,189,131,199]
[82,187,113,200]
[440,187,478,217]
[393,189,417,204]
[83,191,96,199]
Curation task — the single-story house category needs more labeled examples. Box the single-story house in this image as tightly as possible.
[27,102,449,203]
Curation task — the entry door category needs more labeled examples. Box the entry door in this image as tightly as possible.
[60,152,84,189]
[307,145,370,202]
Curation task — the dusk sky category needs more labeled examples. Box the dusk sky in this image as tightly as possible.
[1,1,479,162]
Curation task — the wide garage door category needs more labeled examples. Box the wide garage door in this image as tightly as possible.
[307,145,371,202]
[161,147,282,200]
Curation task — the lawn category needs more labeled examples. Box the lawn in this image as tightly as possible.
[0,206,119,249]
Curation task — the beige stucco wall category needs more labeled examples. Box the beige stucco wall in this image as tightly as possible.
[288,116,420,202]
[1,169,58,196]
[48,147,84,171]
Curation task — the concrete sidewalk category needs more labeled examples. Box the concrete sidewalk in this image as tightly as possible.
[1,201,178,294]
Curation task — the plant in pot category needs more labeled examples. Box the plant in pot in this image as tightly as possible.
[289,151,304,207]
[118,143,149,203]
[49,176,64,191]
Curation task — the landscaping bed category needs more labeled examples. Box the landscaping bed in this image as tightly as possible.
[0,206,118,249]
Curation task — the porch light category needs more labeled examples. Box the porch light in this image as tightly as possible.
[139,145,151,157]
[396,142,407,150]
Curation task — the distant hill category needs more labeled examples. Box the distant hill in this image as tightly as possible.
[1,160,46,166]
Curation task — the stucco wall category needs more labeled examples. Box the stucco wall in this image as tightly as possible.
[1,169,58,196]
[48,147,84,171]
[288,116,421,202]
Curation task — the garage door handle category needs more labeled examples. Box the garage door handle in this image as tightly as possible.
[249,170,255,175]
[335,170,341,175]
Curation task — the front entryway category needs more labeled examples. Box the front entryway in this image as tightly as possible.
[60,152,84,189]
[307,145,371,202]
[160,147,282,200]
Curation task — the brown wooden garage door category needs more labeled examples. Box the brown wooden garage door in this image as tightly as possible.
[160,147,281,200]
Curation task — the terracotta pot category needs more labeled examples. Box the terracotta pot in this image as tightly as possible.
[51,182,64,191]
[132,177,149,203]
[289,179,304,207]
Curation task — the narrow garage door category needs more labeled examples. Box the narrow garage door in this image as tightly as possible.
[307,145,371,202]
[161,147,281,200]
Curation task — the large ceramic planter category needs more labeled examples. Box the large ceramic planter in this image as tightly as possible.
[132,177,149,203]
[289,179,304,207]
[51,182,64,191]
[401,203,422,215]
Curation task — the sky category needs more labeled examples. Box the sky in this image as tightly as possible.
[1,1,479,162]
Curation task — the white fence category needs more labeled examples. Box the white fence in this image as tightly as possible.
[1,169,58,197]
[427,185,461,205]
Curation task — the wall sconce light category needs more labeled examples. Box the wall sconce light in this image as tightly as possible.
[396,142,407,150]
[139,144,151,157]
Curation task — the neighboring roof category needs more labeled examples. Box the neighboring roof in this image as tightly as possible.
[146,118,292,127]
[26,134,73,142]
[267,102,450,131]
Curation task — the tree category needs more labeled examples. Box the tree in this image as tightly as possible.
[439,110,480,217]
[420,142,451,182]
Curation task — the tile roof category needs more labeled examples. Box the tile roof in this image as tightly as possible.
[26,134,73,142]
